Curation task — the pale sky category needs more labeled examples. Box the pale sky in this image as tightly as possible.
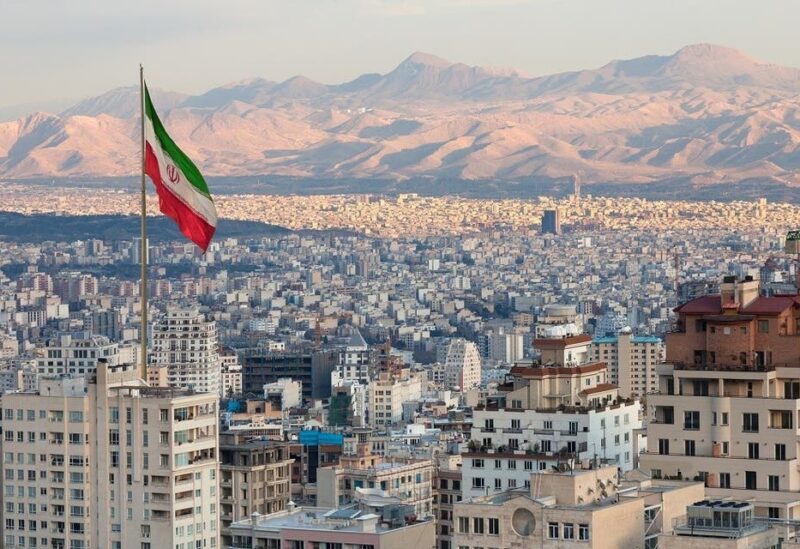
[1,0,797,110]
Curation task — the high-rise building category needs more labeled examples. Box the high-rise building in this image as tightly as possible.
[0,362,220,549]
[589,328,664,397]
[541,209,561,235]
[642,275,800,520]
[151,306,221,396]
[442,338,482,390]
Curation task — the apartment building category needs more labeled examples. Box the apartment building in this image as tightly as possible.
[441,338,482,390]
[35,333,121,376]
[433,454,462,549]
[331,328,372,386]
[367,369,422,427]
[219,432,293,547]
[0,362,220,549]
[219,348,242,397]
[590,328,664,397]
[453,466,703,549]
[643,275,800,520]
[317,442,435,518]
[151,306,221,396]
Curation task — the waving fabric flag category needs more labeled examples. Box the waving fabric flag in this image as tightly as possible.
[143,83,217,251]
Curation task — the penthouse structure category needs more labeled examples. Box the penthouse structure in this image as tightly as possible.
[643,275,800,520]
[0,362,220,549]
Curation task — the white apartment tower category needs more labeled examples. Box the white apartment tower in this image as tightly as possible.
[151,307,221,396]
[443,338,482,390]
[0,363,220,549]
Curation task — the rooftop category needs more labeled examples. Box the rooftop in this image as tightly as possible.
[229,504,429,535]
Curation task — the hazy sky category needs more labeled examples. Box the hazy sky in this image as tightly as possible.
[2,0,798,110]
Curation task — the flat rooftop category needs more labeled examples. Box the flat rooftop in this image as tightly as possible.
[229,505,429,535]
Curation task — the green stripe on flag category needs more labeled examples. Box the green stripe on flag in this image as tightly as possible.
[144,84,212,199]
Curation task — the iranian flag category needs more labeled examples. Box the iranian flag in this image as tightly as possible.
[144,83,217,251]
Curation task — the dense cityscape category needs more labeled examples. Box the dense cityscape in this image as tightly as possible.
[0,184,799,548]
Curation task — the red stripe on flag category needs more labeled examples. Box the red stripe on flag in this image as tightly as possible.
[145,143,216,252]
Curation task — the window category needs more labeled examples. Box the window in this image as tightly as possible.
[719,473,731,488]
[579,524,590,541]
[769,475,780,491]
[769,507,780,519]
[748,443,759,460]
[683,411,699,430]
[488,518,499,536]
[458,517,469,533]
[472,459,484,469]
[758,320,769,333]
[745,471,757,490]
[472,477,484,489]
[743,413,759,433]
[494,478,501,490]
[685,440,695,456]
[776,444,787,461]
[658,439,669,455]
[548,522,559,539]
[563,523,574,539]
[473,518,484,534]
[721,412,729,425]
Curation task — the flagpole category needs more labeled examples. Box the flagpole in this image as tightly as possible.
[139,64,149,381]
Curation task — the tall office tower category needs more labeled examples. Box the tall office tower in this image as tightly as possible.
[442,338,482,390]
[642,275,800,521]
[589,327,664,398]
[541,209,561,235]
[151,306,221,395]
[0,363,220,549]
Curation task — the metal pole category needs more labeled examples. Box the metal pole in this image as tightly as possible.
[140,64,148,380]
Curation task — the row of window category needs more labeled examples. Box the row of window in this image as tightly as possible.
[457,517,501,535]
[548,522,590,540]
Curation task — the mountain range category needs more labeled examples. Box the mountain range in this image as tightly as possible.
[3,44,800,186]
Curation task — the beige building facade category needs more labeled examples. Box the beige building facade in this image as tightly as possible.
[0,363,220,549]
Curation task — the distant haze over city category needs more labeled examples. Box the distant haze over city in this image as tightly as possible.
[3,43,800,194]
